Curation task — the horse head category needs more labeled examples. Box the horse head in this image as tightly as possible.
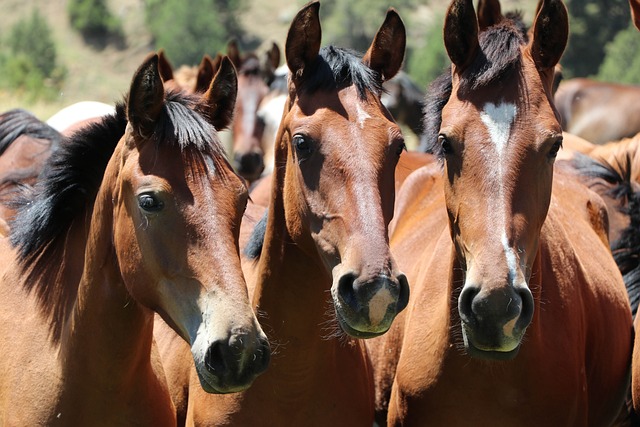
[437,0,568,358]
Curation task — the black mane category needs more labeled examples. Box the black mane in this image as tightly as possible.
[570,153,640,316]
[9,90,225,342]
[298,46,384,99]
[421,17,526,156]
[0,109,62,156]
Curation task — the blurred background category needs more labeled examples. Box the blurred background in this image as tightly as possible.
[0,0,635,120]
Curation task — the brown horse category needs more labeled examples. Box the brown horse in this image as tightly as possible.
[0,110,63,229]
[555,78,640,145]
[0,53,269,425]
[369,1,633,425]
[157,49,221,94]
[227,40,280,183]
[156,2,409,425]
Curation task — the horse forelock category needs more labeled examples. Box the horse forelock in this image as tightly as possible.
[422,18,527,158]
[458,20,525,94]
[296,46,383,100]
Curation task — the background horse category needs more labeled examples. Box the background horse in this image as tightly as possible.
[0,53,269,425]
[369,0,633,425]
[227,39,280,183]
[155,2,409,425]
[555,77,640,145]
[0,110,62,230]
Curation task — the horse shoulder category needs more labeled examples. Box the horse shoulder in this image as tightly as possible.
[543,172,632,423]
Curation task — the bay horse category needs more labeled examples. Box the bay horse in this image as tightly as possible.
[555,77,640,145]
[156,2,409,425]
[368,0,633,425]
[0,52,269,425]
[227,39,280,183]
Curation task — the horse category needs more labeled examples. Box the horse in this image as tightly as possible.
[554,78,640,145]
[155,2,409,425]
[0,52,270,425]
[46,100,116,134]
[157,49,221,94]
[368,0,633,425]
[0,110,63,231]
[227,39,280,183]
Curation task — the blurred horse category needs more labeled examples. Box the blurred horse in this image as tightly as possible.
[156,2,410,425]
[555,78,640,144]
[369,1,633,425]
[227,39,280,182]
[0,110,62,229]
[0,53,269,425]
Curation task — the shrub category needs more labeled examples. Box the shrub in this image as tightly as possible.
[145,0,246,66]
[0,9,66,101]
[596,22,640,85]
[67,0,123,41]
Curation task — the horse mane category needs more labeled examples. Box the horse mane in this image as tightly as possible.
[245,210,268,260]
[9,90,225,342]
[0,109,62,156]
[570,153,640,316]
[297,46,384,100]
[422,16,526,156]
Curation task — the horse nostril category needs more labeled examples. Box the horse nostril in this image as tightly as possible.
[458,285,480,326]
[337,272,358,310]
[396,273,410,313]
[256,337,271,373]
[204,340,227,375]
[516,286,534,327]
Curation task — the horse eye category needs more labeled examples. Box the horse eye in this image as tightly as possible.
[438,134,452,155]
[395,141,407,156]
[548,139,563,159]
[138,193,164,213]
[292,134,313,159]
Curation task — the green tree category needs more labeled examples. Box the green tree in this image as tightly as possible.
[0,9,66,100]
[67,0,123,41]
[405,13,449,89]
[321,0,419,53]
[562,0,630,78]
[145,0,247,66]
[596,22,640,84]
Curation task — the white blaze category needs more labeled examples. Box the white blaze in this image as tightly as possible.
[480,102,519,284]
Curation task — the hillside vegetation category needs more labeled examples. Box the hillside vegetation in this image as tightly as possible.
[0,0,630,121]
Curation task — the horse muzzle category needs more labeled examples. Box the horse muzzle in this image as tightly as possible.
[193,330,271,393]
[458,281,534,360]
[332,271,409,338]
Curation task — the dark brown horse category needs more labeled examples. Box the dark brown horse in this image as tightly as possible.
[0,53,269,425]
[369,1,633,425]
[155,2,409,425]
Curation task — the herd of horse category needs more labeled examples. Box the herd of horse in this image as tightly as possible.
[0,0,639,425]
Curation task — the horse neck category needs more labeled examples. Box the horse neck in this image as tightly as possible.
[60,145,158,395]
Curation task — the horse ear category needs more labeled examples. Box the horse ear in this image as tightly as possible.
[529,0,568,70]
[227,39,242,69]
[265,42,281,71]
[631,0,640,31]
[444,0,480,72]
[285,1,321,81]
[194,54,217,93]
[127,53,164,137]
[362,8,406,82]
[477,0,503,31]
[202,56,237,131]
[157,49,174,83]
